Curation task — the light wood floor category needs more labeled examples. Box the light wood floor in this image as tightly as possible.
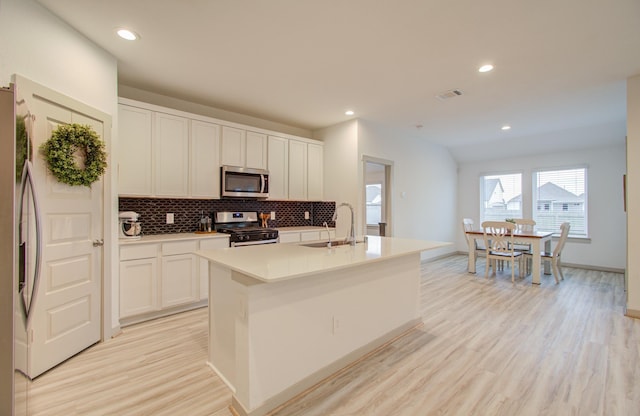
[28,255,640,415]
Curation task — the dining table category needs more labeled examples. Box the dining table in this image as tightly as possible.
[465,229,553,285]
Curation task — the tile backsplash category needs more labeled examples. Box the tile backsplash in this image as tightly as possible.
[119,198,336,235]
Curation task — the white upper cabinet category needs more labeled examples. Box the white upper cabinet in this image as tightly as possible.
[268,136,324,201]
[221,127,267,169]
[245,131,268,169]
[119,105,153,195]
[154,112,190,197]
[220,126,245,167]
[307,143,323,201]
[191,120,220,198]
[118,99,321,200]
[267,136,289,200]
[288,140,308,200]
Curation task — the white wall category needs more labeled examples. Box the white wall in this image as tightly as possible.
[317,119,458,260]
[627,73,640,314]
[0,0,119,335]
[313,120,359,239]
[458,144,627,270]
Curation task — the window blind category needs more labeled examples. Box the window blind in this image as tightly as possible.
[533,168,587,236]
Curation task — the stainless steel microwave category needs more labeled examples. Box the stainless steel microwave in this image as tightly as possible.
[221,165,269,198]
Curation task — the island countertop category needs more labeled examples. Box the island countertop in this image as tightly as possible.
[196,235,451,283]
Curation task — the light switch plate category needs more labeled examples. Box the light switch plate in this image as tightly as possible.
[304,211,310,220]
[270,211,276,220]
[166,213,174,224]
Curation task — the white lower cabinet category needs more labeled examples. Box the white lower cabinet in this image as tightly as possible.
[279,229,335,244]
[300,231,321,241]
[120,257,159,318]
[278,232,301,243]
[161,241,198,308]
[119,236,229,324]
[120,244,159,318]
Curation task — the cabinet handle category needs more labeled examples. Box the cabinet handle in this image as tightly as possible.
[93,239,104,247]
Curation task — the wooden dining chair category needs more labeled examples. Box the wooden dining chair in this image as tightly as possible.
[513,218,536,273]
[462,218,486,272]
[462,218,486,251]
[482,221,523,282]
[526,222,570,284]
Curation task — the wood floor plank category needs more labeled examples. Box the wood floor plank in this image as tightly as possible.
[26,255,640,416]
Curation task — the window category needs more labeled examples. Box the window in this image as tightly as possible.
[480,173,522,222]
[365,184,382,225]
[533,167,587,237]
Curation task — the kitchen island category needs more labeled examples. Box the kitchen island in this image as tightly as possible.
[196,236,450,416]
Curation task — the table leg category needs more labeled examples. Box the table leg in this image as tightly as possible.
[543,238,552,275]
[468,236,477,273]
[531,238,541,285]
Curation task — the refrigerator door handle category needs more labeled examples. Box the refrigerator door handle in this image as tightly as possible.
[18,160,42,326]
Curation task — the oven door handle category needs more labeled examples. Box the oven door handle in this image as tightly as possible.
[231,239,278,247]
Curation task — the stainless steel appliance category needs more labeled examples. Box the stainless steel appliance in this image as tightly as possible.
[2,84,40,416]
[119,211,142,239]
[214,211,279,247]
[221,165,269,199]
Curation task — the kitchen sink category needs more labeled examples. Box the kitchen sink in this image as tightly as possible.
[301,240,363,248]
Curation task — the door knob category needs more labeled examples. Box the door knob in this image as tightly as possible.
[93,239,104,247]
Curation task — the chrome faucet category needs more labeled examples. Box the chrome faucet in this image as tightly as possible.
[332,202,356,246]
[323,221,332,248]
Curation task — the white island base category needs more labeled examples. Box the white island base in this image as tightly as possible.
[198,237,449,416]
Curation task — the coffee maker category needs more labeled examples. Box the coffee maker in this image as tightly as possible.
[119,211,142,239]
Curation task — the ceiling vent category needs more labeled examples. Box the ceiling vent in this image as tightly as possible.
[435,89,463,101]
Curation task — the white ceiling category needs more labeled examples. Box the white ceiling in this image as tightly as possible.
[37,0,640,162]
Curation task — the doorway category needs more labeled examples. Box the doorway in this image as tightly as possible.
[363,157,393,236]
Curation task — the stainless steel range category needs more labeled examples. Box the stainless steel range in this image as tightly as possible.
[214,211,279,247]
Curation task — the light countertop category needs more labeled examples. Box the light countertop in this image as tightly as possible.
[119,232,229,245]
[276,226,333,232]
[196,236,451,283]
[119,226,332,245]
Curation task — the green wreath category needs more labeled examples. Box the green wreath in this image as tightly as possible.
[40,123,107,187]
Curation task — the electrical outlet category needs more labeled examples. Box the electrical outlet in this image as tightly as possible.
[304,211,310,220]
[166,213,174,224]
[270,211,276,220]
[332,316,340,334]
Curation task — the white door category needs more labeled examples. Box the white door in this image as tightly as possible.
[16,76,107,378]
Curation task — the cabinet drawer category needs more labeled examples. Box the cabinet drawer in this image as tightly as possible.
[300,231,320,242]
[200,237,229,250]
[162,240,198,256]
[120,244,158,261]
[278,233,300,243]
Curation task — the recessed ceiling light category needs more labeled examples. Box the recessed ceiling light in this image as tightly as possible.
[345,110,354,116]
[117,29,139,41]
[478,64,494,73]
[501,125,511,130]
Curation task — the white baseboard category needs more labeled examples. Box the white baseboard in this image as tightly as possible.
[449,251,624,274]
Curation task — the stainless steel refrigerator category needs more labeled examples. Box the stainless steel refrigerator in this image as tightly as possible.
[1,83,41,416]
